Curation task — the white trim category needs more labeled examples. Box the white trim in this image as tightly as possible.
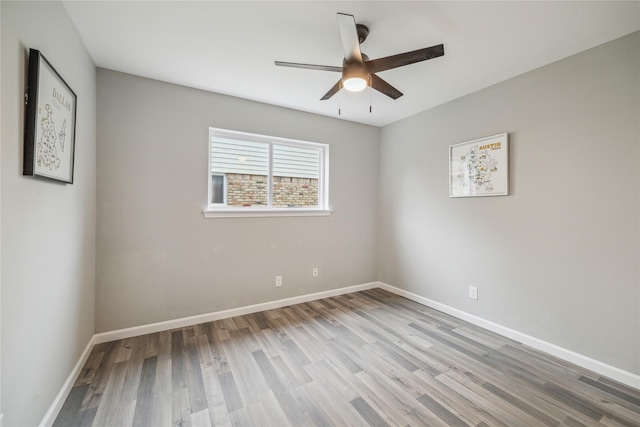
[203,208,333,218]
[39,335,96,427]
[377,282,640,390]
[94,282,378,344]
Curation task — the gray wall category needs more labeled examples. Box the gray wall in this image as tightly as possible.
[96,69,380,332]
[1,1,97,425]
[378,32,640,375]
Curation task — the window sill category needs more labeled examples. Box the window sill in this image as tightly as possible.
[202,208,333,218]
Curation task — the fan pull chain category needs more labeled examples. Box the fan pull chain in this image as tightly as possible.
[369,76,373,113]
[338,90,342,116]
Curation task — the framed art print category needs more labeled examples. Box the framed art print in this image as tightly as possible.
[23,48,77,184]
[449,133,508,197]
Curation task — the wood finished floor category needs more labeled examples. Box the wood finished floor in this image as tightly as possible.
[55,289,640,427]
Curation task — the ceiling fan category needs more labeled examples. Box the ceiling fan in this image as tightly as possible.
[275,12,444,101]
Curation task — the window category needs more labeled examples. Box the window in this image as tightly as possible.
[204,128,330,218]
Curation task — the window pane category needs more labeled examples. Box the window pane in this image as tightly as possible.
[226,173,268,207]
[211,139,269,175]
[211,138,269,207]
[211,174,224,204]
[272,144,319,208]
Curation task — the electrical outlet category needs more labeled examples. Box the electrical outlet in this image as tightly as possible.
[275,276,283,287]
[469,286,478,300]
[312,267,319,278]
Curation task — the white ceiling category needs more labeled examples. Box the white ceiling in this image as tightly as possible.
[63,1,640,127]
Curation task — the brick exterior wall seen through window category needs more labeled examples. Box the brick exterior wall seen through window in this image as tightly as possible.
[273,176,318,207]
[226,174,318,207]
[226,174,268,207]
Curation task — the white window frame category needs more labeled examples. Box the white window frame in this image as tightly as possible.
[204,127,331,218]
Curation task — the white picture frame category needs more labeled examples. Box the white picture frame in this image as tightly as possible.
[449,133,509,197]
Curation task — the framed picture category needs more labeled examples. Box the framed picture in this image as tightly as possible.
[449,133,508,197]
[23,49,77,184]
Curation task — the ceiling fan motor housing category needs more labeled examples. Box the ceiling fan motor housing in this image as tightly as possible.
[342,65,369,89]
[342,53,370,91]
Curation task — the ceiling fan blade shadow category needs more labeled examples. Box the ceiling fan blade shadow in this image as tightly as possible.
[366,44,444,74]
[275,61,343,72]
[320,80,343,100]
[370,74,403,99]
[337,13,363,63]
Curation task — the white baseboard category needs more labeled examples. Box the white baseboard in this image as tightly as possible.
[39,335,96,427]
[377,281,640,391]
[94,282,379,344]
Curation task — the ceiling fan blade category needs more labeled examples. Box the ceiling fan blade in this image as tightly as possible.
[366,44,444,74]
[275,61,343,72]
[337,13,363,63]
[370,74,403,99]
[320,80,342,100]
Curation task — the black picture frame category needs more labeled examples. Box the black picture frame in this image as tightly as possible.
[24,49,77,184]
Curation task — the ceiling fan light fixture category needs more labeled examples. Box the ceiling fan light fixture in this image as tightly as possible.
[342,67,369,92]
[343,76,368,92]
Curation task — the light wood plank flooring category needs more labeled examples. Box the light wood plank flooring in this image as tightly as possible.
[54,289,640,426]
